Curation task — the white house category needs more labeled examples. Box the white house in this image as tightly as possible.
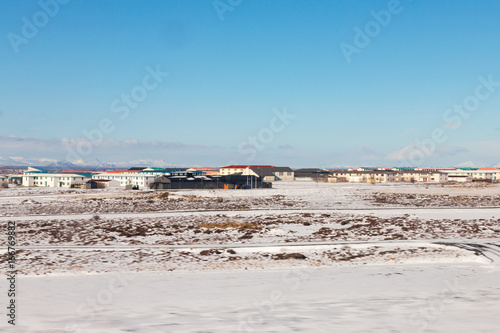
[92,172,156,189]
[447,175,472,183]
[331,171,399,183]
[444,168,500,182]
[87,179,121,188]
[271,167,295,181]
[22,172,90,187]
[399,171,448,183]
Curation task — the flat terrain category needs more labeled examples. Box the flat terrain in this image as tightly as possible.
[1,182,500,332]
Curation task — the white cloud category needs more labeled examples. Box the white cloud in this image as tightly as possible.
[0,135,314,167]
[386,142,467,162]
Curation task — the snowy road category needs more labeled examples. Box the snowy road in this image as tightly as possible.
[3,207,500,221]
[14,239,500,254]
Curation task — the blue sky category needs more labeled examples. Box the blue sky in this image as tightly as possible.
[1,0,500,167]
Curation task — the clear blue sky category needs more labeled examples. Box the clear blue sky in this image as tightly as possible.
[1,0,500,167]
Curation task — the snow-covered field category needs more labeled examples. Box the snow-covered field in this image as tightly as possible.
[1,182,500,332]
[6,261,500,333]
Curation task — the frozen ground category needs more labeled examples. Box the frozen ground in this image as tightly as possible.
[1,182,500,331]
[5,258,500,332]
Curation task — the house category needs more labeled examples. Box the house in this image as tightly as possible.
[270,167,294,181]
[331,171,399,183]
[22,169,91,187]
[85,179,121,189]
[129,167,147,171]
[349,167,377,171]
[294,168,330,181]
[220,173,271,189]
[139,168,201,177]
[0,175,8,187]
[399,171,448,183]
[327,176,348,183]
[149,173,269,190]
[242,166,295,182]
[92,172,156,189]
[448,175,472,183]
[443,168,500,182]
[8,175,22,185]
[150,175,222,190]
[149,176,172,190]
[415,167,457,172]
[219,165,274,176]
[474,167,500,181]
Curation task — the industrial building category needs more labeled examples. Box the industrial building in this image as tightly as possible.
[149,174,271,190]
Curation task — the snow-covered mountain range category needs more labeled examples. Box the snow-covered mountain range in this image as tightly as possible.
[0,157,183,169]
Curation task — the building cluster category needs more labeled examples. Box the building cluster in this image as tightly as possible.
[14,165,289,190]
[1,165,500,190]
[326,167,500,183]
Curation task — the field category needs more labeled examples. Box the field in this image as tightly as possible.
[1,182,500,332]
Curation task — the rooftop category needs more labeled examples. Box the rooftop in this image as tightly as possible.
[221,165,275,169]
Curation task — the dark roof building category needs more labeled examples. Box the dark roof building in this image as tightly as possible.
[294,168,330,179]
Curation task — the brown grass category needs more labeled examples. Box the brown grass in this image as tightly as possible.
[197,222,263,230]
[157,192,170,200]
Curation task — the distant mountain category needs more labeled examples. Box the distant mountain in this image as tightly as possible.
[0,156,59,167]
[0,156,179,170]
[45,160,84,169]
[455,161,487,168]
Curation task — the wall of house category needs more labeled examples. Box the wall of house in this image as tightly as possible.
[444,170,500,181]
[448,176,471,182]
[92,173,156,189]
[274,171,294,181]
[220,168,247,176]
[22,174,88,187]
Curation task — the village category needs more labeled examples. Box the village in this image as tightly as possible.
[4,0,500,331]
[2,163,500,332]
[1,164,500,190]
